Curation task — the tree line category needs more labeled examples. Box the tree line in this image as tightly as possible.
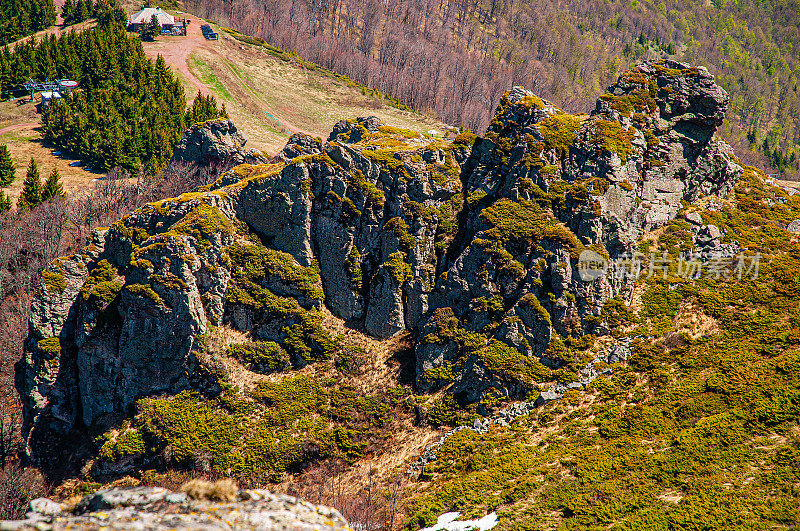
[1,20,226,172]
[0,0,56,46]
[187,0,800,177]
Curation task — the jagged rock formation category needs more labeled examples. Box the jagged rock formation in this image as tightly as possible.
[413,60,742,404]
[171,119,268,168]
[17,60,742,465]
[0,487,351,530]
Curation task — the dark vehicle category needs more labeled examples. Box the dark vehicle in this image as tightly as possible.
[201,24,218,40]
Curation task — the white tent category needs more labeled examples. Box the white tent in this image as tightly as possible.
[129,7,175,27]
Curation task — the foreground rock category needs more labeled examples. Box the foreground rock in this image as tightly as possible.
[0,487,351,530]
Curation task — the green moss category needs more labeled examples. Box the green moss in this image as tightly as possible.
[383,251,413,283]
[345,246,363,288]
[467,189,488,206]
[540,164,558,177]
[349,169,385,207]
[599,89,657,117]
[377,125,422,138]
[423,307,484,352]
[476,340,551,384]
[519,94,545,109]
[427,395,479,428]
[520,293,552,325]
[479,198,581,254]
[137,391,244,469]
[90,280,123,303]
[228,341,291,373]
[384,217,415,251]
[37,337,61,358]
[99,429,145,461]
[592,119,637,162]
[361,149,405,171]
[80,260,121,304]
[125,283,165,306]
[538,114,581,157]
[226,242,324,302]
[167,204,234,252]
[149,273,188,291]
[452,132,478,146]
[111,219,149,245]
[42,269,67,293]
[282,309,337,363]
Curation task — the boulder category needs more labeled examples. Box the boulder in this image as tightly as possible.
[171,119,267,168]
[0,487,351,530]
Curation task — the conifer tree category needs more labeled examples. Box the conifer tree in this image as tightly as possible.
[0,145,14,187]
[18,158,42,210]
[75,0,89,22]
[41,168,64,201]
[63,0,74,23]
[0,190,11,213]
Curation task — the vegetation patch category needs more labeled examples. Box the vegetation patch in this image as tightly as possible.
[592,120,637,162]
[538,114,581,157]
[228,341,291,373]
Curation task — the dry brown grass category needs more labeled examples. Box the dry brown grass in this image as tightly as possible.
[181,478,239,501]
[177,27,448,155]
[674,300,720,338]
[0,100,99,205]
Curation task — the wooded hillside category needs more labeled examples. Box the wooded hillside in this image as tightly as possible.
[188,0,800,176]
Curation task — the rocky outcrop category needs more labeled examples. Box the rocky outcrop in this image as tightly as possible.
[171,119,267,168]
[414,59,742,403]
[0,487,351,530]
[18,61,743,466]
[18,117,463,466]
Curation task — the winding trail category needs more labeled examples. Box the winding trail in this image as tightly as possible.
[142,17,212,99]
[0,122,38,135]
[142,16,306,137]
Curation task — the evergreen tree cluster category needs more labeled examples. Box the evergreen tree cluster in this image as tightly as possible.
[18,157,64,209]
[185,93,227,125]
[0,0,56,46]
[0,21,224,171]
[62,0,95,25]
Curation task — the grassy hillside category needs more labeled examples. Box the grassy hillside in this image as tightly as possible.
[141,18,449,156]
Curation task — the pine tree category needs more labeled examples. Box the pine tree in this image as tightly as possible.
[41,168,64,201]
[75,0,89,22]
[63,0,74,23]
[0,145,14,187]
[18,158,42,209]
[0,190,11,213]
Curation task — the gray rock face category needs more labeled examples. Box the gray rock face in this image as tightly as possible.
[414,59,742,403]
[0,487,350,530]
[171,119,267,168]
[19,117,464,465]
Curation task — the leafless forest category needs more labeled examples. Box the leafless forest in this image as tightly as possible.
[188,0,800,174]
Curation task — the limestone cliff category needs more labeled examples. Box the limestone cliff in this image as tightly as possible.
[16,60,741,465]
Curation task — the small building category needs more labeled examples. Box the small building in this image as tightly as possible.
[128,7,175,32]
[40,91,62,110]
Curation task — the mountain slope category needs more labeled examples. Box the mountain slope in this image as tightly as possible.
[14,61,800,529]
[187,0,800,178]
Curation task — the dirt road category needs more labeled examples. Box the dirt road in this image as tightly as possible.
[142,18,213,100]
[142,17,305,136]
[0,122,38,136]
